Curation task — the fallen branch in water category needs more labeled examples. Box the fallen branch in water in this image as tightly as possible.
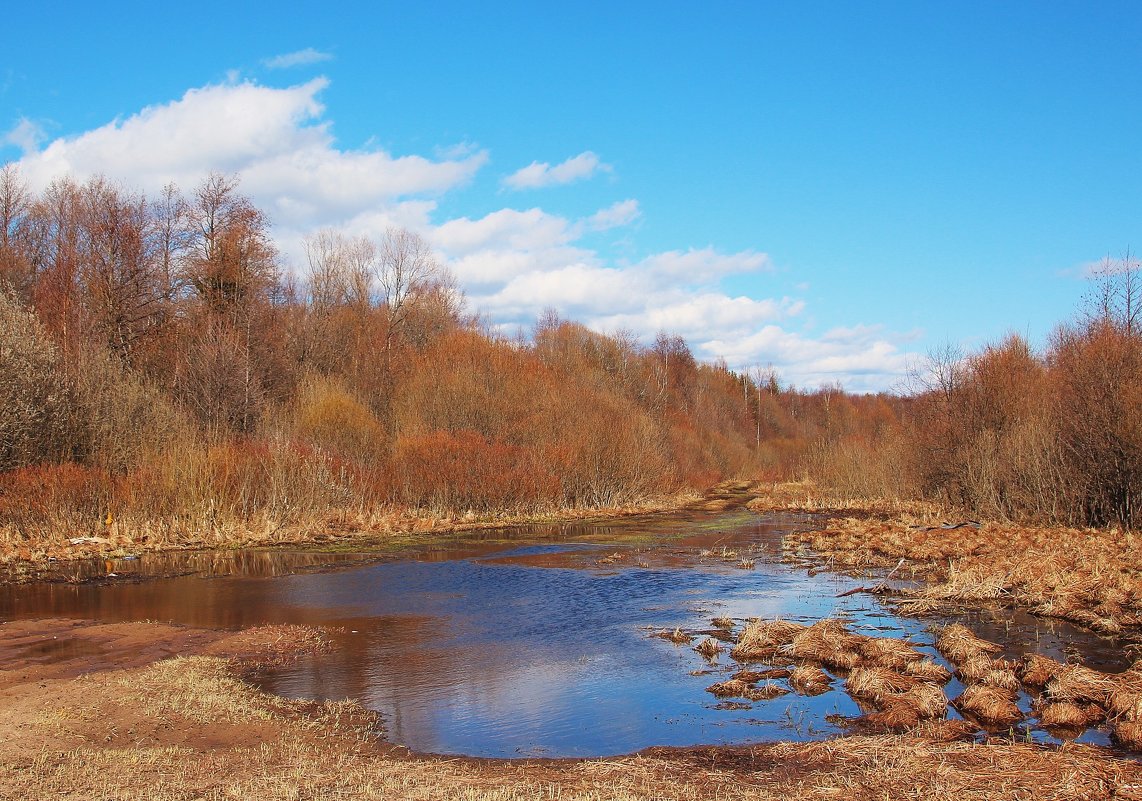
[837,558,906,598]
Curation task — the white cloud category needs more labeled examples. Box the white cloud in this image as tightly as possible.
[503,151,610,190]
[7,77,912,391]
[15,78,485,218]
[263,48,333,69]
[701,324,911,392]
[637,248,770,282]
[13,78,487,266]
[584,199,641,231]
[3,118,44,153]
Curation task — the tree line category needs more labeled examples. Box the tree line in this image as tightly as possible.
[1,165,1135,538]
[0,167,795,538]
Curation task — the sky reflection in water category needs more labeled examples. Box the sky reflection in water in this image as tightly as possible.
[0,511,1128,757]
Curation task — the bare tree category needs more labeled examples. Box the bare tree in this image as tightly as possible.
[186,173,276,313]
[1087,251,1141,334]
[0,291,71,469]
[378,227,440,353]
[77,177,167,364]
[0,165,32,295]
[149,182,193,303]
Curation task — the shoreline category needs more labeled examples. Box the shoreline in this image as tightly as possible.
[4,483,1142,798]
[1,618,1138,800]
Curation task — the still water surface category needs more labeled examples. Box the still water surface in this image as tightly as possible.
[0,510,1129,757]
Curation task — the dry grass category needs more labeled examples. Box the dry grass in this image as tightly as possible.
[657,627,693,645]
[1018,653,1066,689]
[856,636,925,670]
[934,624,1004,666]
[705,678,788,702]
[902,658,953,685]
[711,617,734,630]
[729,618,806,662]
[789,665,832,696]
[781,619,863,670]
[956,655,1020,691]
[790,513,1142,637]
[694,637,722,660]
[1114,721,1142,750]
[0,486,708,580]
[954,684,1023,727]
[846,667,923,702]
[1045,664,1116,706]
[1107,669,1142,720]
[1036,700,1105,728]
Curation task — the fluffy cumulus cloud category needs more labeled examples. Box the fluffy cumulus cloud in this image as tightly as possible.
[14,78,486,234]
[502,151,610,190]
[7,77,911,391]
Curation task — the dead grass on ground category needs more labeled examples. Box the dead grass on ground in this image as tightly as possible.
[934,623,1007,666]
[954,684,1024,727]
[728,618,806,662]
[2,619,1140,800]
[789,665,832,696]
[790,513,1142,636]
[0,490,709,581]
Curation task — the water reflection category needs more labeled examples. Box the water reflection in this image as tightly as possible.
[0,510,1130,757]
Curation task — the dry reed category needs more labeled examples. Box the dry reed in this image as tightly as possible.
[857,636,925,670]
[694,638,722,660]
[1113,721,1142,750]
[956,655,1020,692]
[903,658,953,684]
[706,678,788,702]
[1045,664,1115,706]
[658,627,693,645]
[846,667,923,702]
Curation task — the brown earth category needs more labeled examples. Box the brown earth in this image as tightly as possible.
[1,618,1140,800]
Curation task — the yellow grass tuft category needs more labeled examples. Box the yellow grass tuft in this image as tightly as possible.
[1045,664,1115,706]
[954,684,1023,727]
[934,624,1003,666]
[1113,721,1142,751]
[857,636,925,670]
[1035,700,1105,729]
[694,637,723,660]
[1018,653,1065,689]
[781,619,863,670]
[730,618,807,662]
[706,678,789,702]
[789,665,833,696]
[902,658,953,685]
[846,667,922,703]
[657,627,693,645]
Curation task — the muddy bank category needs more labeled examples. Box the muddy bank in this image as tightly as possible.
[1,619,1138,801]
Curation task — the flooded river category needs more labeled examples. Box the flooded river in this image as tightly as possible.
[0,510,1130,757]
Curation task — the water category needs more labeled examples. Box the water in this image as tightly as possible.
[0,510,1130,757]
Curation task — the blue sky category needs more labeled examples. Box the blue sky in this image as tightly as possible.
[3,2,1140,391]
